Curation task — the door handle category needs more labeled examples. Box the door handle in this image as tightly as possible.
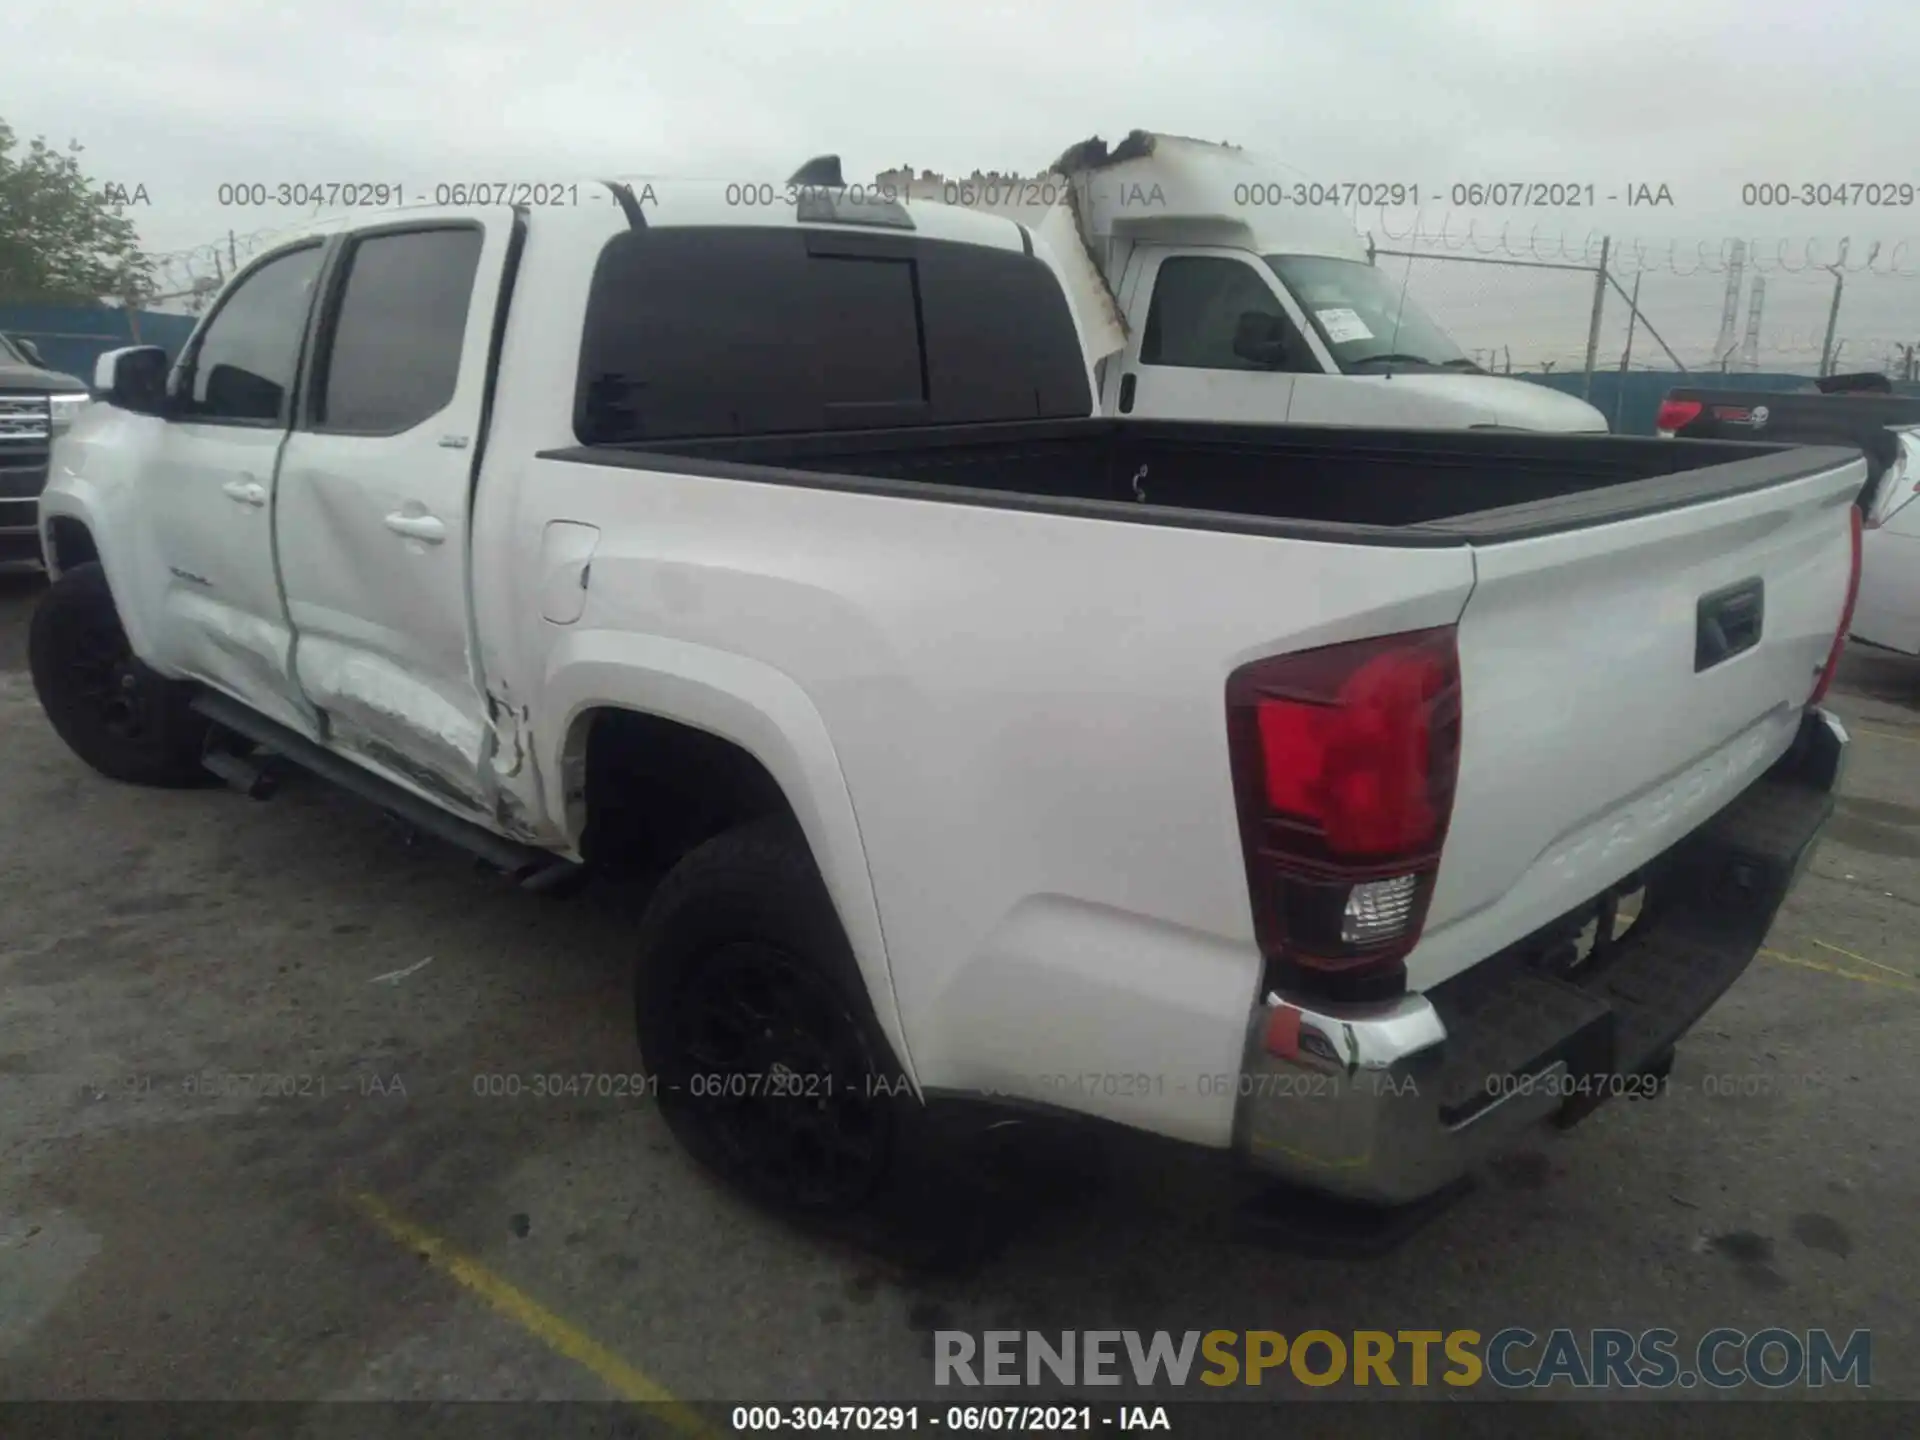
[1695,577,1765,672]
[384,511,447,544]
[221,479,267,507]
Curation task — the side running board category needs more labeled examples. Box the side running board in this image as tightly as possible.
[190,690,577,885]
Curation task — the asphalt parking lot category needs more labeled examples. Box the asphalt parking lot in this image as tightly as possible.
[1,563,1916,1426]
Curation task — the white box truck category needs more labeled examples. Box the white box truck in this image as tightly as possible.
[881,131,1609,433]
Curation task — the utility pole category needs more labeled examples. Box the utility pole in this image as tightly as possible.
[1614,271,1642,432]
[1740,275,1765,373]
[1714,240,1747,364]
[1503,345,1511,375]
[1581,235,1611,401]
[1818,239,1851,377]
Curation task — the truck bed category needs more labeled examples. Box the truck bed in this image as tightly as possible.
[541,412,1862,1011]
[567,418,1853,544]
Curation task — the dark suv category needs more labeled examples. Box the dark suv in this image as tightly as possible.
[1,334,93,566]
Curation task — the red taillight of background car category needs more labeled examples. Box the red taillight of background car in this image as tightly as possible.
[1226,628,1461,1001]
[1655,397,1704,437]
[1809,503,1863,707]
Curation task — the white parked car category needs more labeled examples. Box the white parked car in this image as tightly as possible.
[32,179,1855,1237]
[1855,429,1920,655]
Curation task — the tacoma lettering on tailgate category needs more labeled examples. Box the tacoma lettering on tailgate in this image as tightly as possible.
[1542,727,1772,890]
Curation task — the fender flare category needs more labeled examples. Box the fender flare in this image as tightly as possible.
[36,487,171,670]
[540,629,917,1088]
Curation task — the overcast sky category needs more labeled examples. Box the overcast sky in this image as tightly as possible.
[5,0,1915,369]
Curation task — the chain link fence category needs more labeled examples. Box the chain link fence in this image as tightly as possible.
[144,225,306,314]
[136,210,1920,406]
[1366,244,1616,386]
[1365,231,1920,387]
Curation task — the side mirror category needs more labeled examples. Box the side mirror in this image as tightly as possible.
[1231,311,1292,368]
[94,345,170,415]
[14,337,49,368]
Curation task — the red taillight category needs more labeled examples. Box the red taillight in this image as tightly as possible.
[1226,628,1461,998]
[1655,397,1703,437]
[1254,648,1448,854]
[1809,504,1863,706]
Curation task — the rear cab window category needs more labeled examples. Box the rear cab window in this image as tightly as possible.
[573,225,1091,444]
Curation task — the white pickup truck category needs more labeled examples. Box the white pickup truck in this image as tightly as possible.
[885,132,1610,435]
[31,178,1859,1231]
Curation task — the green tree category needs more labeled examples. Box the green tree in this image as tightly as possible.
[0,118,154,305]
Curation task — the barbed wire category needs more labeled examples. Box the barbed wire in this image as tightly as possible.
[139,212,1920,309]
[1366,217,1920,278]
[143,225,306,306]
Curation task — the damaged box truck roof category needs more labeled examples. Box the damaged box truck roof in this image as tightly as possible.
[877,130,1375,365]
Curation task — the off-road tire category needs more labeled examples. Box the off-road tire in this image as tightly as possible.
[28,562,211,787]
[634,816,918,1217]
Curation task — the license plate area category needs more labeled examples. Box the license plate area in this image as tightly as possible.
[1430,870,1665,1126]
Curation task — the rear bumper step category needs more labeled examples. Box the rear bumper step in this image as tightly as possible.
[1232,706,1845,1206]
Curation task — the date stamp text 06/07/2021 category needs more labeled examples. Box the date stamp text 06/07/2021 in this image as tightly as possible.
[115,177,1920,213]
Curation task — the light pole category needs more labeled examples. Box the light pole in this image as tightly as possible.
[1817,240,1849,377]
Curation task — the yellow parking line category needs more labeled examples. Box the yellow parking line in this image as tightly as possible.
[1855,723,1920,749]
[349,1190,717,1436]
[1760,947,1920,995]
[1811,936,1914,978]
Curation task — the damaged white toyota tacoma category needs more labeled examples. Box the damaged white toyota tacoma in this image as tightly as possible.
[30,170,1860,1235]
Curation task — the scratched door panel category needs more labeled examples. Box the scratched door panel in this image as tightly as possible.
[275,210,517,819]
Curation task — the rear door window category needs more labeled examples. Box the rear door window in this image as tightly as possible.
[310,226,484,434]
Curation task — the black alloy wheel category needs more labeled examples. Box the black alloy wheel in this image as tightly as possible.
[666,938,892,1210]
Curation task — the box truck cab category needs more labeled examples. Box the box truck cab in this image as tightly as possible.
[911,132,1609,434]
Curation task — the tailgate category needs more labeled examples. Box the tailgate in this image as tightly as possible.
[1405,451,1862,991]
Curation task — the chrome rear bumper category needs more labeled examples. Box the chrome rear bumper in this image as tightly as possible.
[1232,707,1846,1206]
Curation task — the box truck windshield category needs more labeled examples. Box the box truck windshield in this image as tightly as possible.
[1266,254,1477,373]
